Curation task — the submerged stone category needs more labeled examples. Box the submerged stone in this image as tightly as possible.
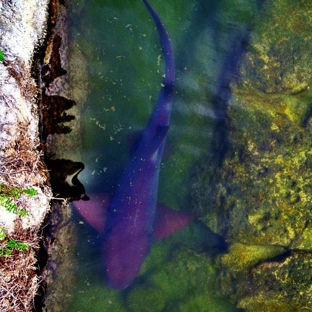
[191,0,312,309]
[40,0,90,310]
[127,285,165,312]
[126,245,238,311]
[236,252,312,310]
[219,243,285,272]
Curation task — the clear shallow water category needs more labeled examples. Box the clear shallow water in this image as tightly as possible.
[62,0,261,310]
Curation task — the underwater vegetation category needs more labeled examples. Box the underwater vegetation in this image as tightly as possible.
[43,0,312,310]
[191,0,312,310]
[0,50,4,61]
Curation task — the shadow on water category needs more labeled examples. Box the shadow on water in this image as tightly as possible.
[209,0,268,167]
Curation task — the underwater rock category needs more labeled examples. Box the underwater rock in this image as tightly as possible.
[68,285,126,312]
[125,245,237,311]
[191,0,312,309]
[219,243,286,273]
[240,1,312,95]
[40,0,90,310]
[41,200,77,312]
[41,0,89,160]
[126,285,165,312]
[235,252,312,311]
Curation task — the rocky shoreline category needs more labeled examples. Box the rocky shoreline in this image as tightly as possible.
[0,0,52,310]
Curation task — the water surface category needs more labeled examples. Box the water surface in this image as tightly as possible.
[62,0,260,310]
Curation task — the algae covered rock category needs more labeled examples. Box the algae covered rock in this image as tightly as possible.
[69,285,126,312]
[219,243,285,273]
[127,285,165,312]
[191,0,312,309]
[241,0,312,94]
[236,252,312,311]
[126,246,238,311]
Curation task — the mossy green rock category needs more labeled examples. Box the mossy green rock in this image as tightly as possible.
[168,293,239,312]
[127,285,165,312]
[236,253,312,310]
[68,285,126,312]
[126,246,239,311]
[193,0,312,246]
[191,0,312,309]
[219,243,285,272]
[241,0,312,94]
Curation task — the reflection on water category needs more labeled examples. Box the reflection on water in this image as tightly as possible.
[50,0,261,310]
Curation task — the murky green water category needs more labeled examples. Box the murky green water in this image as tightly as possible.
[57,0,262,310]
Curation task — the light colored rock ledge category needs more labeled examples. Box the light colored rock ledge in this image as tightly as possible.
[0,0,52,311]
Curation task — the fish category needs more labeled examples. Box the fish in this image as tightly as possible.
[73,0,193,289]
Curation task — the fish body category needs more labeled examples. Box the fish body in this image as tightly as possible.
[73,0,193,290]
[103,0,175,289]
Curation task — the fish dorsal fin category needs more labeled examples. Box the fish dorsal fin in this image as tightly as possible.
[144,125,169,157]
[128,129,172,160]
[72,193,110,234]
[128,126,169,157]
[153,203,194,240]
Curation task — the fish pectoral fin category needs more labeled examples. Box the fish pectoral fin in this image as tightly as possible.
[153,203,194,240]
[72,193,110,234]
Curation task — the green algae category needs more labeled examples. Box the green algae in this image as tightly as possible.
[295,226,312,251]
[219,243,285,272]
[218,0,258,27]
[192,0,312,246]
[241,0,312,94]
[127,285,165,312]
[169,294,239,312]
[235,253,312,310]
[190,0,312,309]
[126,246,239,311]
[238,298,296,312]
[69,285,126,312]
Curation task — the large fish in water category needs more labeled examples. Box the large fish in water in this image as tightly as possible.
[74,0,193,289]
